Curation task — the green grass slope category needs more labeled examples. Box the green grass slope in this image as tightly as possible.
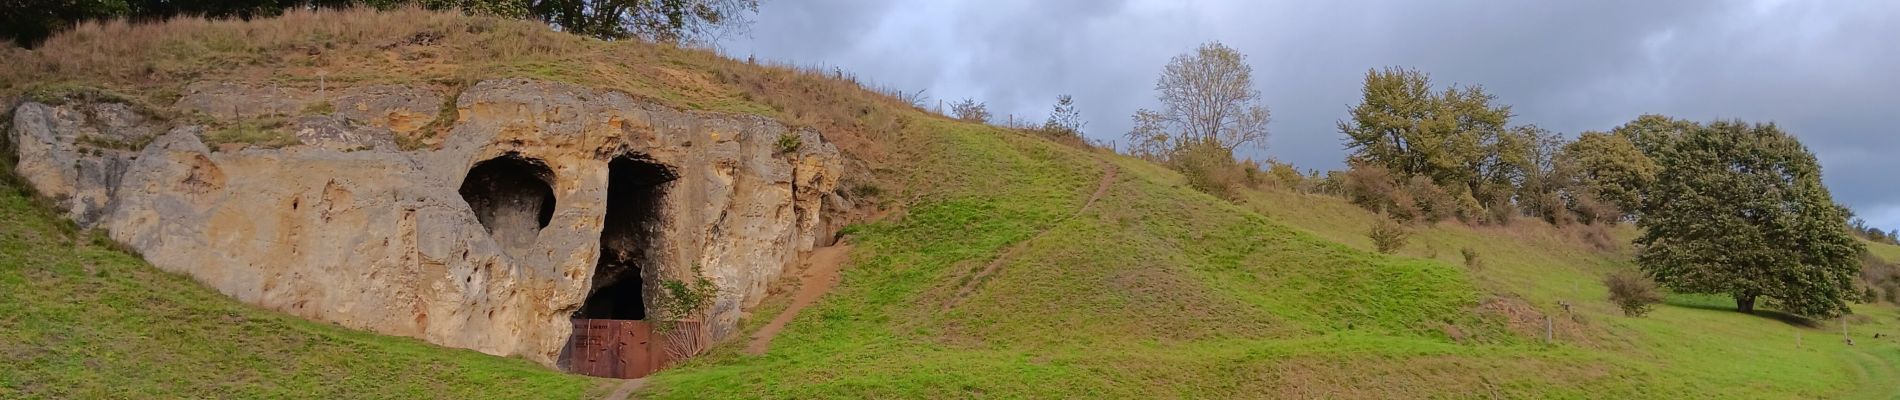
[4,8,1900,399]
[645,111,1900,398]
[0,172,608,398]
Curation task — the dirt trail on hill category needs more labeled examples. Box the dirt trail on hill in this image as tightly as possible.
[602,378,645,400]
[745,243,855,355]
[943,160,1118,309]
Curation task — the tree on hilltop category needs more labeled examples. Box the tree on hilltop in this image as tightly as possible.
[1337,66,1524,211]
[1042,94,1085,138]
[1123,41,1269,159]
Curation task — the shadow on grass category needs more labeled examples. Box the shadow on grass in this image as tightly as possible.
[1664,297,1818,328]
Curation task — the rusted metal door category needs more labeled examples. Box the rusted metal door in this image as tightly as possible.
[568,319,658,379]
[566,319,709,379]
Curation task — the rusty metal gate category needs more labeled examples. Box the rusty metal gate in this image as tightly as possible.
[565,319,705,379]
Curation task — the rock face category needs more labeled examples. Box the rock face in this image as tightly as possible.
[7,78,842,367]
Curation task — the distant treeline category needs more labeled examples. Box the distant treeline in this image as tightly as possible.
[1,0,757,47]
[1091,41,1873,317]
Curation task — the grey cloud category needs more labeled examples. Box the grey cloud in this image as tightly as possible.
[722,0,1900,228]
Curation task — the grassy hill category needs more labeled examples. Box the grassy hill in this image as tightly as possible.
[0,166,609,398]
[5,8,1900,399]
[641,116,1900,398]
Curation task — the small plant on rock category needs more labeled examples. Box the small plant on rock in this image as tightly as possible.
[654,265,720,327]
[775,132,802,154]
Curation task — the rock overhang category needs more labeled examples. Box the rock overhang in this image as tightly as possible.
[6,77,843,368]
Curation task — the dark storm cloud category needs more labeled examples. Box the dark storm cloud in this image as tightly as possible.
[720,0,1900,228]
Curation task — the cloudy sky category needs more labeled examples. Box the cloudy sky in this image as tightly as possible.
[718,0,1900,229]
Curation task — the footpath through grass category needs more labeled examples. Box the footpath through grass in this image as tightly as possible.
[0,170,607,399]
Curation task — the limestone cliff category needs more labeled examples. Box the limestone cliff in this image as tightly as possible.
[7,78,842,367]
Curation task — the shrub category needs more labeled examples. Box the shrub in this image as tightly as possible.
[1533,191,1577,226]
[1403,175,1456,223]
[1265,159,1304,191]
[1368,216,1410,254]
[1385,187,1422,222]
[1239,159,1267,189]
[950,98,990,122]
[1860,252,1900,304]
[1452,190,1486,224]
[1316,170,1346,196]
[1343,162,1396,211]
[1461,247,1483,270]
[1173,140,1244,200]
[775,132,802,154]
[1569,191,1622,225]
[1604,270,1664,317]
[1484,199,1517,226]
[1570,223,1619,252]
[654,265,720,330]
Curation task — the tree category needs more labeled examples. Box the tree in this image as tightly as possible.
[1042,94,1085,138]
[1560,131,1657,221]
[5,0,758,47]
[950,98,990,123]
[1636,120,1863,316]
[1338,66,1515,206]
[527,0,757,43]
[1122,41,1270,157]
[2,0,132,47]
[1611,114,1699,157]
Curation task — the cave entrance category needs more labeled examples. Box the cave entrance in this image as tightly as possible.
[577,155,674,320]
[565,154,676,379]
[459,153,556,256]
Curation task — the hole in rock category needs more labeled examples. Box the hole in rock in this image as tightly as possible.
[574,154,676,320]
[459,153,557,255]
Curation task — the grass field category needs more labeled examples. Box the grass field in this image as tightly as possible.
[639,112,1900,398]
[0,166,609,399]
[5,8,1900,399]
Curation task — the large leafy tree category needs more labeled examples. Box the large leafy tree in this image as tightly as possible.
[4,0,754,47]
[1636,120,1862,316]
[1123,41,1270,159]
[1,0,132,47]
[528,0,756,43]
[1611,114,1699,157]
[1559,131,1657,221]
[1338,66,1519,206]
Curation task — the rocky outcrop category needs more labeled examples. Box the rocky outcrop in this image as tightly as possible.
[7,78,842,367]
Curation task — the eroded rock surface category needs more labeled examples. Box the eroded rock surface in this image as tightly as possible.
[8,78,842,367]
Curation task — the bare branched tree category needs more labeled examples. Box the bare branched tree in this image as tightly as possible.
[1124,41,1271,156]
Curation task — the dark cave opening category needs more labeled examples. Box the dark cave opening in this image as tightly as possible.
[573,154,676,320]
[458,153,557,253]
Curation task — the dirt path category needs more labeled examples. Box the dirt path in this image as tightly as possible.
[744,243,855,355]
[602,378,645,400]
[943,160,1117,309]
